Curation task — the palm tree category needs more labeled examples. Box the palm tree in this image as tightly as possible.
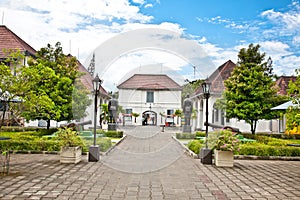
[131,112,140,123]
[174,109,182,126]
[100,104,109,125]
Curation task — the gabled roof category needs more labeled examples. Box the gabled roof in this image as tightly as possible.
[194,60,236,95]
[117,74,182,91]
[76,59,109,97]
[0,25,36,58]
[275,76,296,95]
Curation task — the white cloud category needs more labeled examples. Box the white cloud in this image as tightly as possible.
[144,4,153,8]
[101,51,188,90]
[260,41,291,56]
[132,0,145,5]
[1,0,299,91]
[261,2,300,47]
[0,0,155,61]
[261,9,300,31]
[293,35,300,45]
[274,55,300,75]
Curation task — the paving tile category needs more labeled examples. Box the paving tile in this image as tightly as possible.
[2,126,300,200]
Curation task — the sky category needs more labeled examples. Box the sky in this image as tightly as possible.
[0,0,300,91]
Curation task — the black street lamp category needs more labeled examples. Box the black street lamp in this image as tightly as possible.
[200,80,212,164]
[88,73,102,162]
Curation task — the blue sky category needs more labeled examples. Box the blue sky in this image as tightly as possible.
[0,0,299,91]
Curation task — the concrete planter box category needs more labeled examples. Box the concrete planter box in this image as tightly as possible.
[214,150,234,167]
[60,146,82,164]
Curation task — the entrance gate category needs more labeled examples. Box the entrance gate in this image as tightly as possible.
[142,111,157,126]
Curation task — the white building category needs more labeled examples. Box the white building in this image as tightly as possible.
[117,74,182,126]
[191,60,286,133]
[0,25,111,128]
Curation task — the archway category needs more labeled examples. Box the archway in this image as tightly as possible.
[142,110,157,126]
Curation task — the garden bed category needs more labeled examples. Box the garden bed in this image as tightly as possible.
[0,129,124,154]
[184,134,300,157]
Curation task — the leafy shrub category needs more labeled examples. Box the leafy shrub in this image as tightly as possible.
[176,132,196,139]
[98,138,112,152]
[195,131,206,137]
[253,136,273,144]
[0,127,36,132]
[103,131,123,138]
[83,137,112,152]
[36,128,58,136]
[215,130,240,151]
[187,140,203,154]
[267,139,290,146]
[55,127,85,147]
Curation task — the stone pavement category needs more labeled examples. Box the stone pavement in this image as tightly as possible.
[0,126,300,200]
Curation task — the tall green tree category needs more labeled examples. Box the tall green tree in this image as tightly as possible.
[21,42,79,129]
[0,50,25,128]
[286,68,300,132]
[71,79,92,121]
[224,44,277,134]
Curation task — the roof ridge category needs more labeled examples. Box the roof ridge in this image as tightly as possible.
[0,25,36,55]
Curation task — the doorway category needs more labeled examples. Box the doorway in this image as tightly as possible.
[142,111,157,126]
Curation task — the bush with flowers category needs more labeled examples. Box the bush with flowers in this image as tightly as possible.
[213,130,240,152]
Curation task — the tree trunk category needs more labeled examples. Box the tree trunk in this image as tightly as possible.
[47,119,51,130]
[0,102,7,129]
[250,120,257,134]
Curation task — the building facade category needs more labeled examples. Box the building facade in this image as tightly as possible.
[191,60,294,133]
[117,74,182,126]
[0,25,110,128]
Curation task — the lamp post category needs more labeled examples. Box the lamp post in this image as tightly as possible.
[200,81,212,164]
[88,73,102,162]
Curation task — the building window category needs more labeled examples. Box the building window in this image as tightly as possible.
[167,109,173,115]
[146,91,154,103]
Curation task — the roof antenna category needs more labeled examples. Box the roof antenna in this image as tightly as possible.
[88,53,95,76]
[193,66,196,79]
[2,11,4,25]
[69,40,72,55]
[77,48,79,60]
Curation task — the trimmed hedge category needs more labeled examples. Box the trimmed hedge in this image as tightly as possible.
[176,132,196,139]
[0,139,61,152]
[186,134,300,157]
[242,133,300,140]
[104,131,123,138]
[195,131,206,137]
[239,144,300,157]
[187,140,204,154]
[96,130,123,138]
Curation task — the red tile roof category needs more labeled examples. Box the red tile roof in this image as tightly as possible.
[76,59,109,97]
[117,74,182,90]
[275,76,296,95]
[0,25,36,58]
[195,60,236,95]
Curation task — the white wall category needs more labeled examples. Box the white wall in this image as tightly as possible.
[119,89,181,125]
[192,95,275,133]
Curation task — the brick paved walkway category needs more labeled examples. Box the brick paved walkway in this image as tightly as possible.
[1,126,300,199]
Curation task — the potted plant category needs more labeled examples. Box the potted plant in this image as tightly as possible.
[56,127,85,164]
[213,130,240,167]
